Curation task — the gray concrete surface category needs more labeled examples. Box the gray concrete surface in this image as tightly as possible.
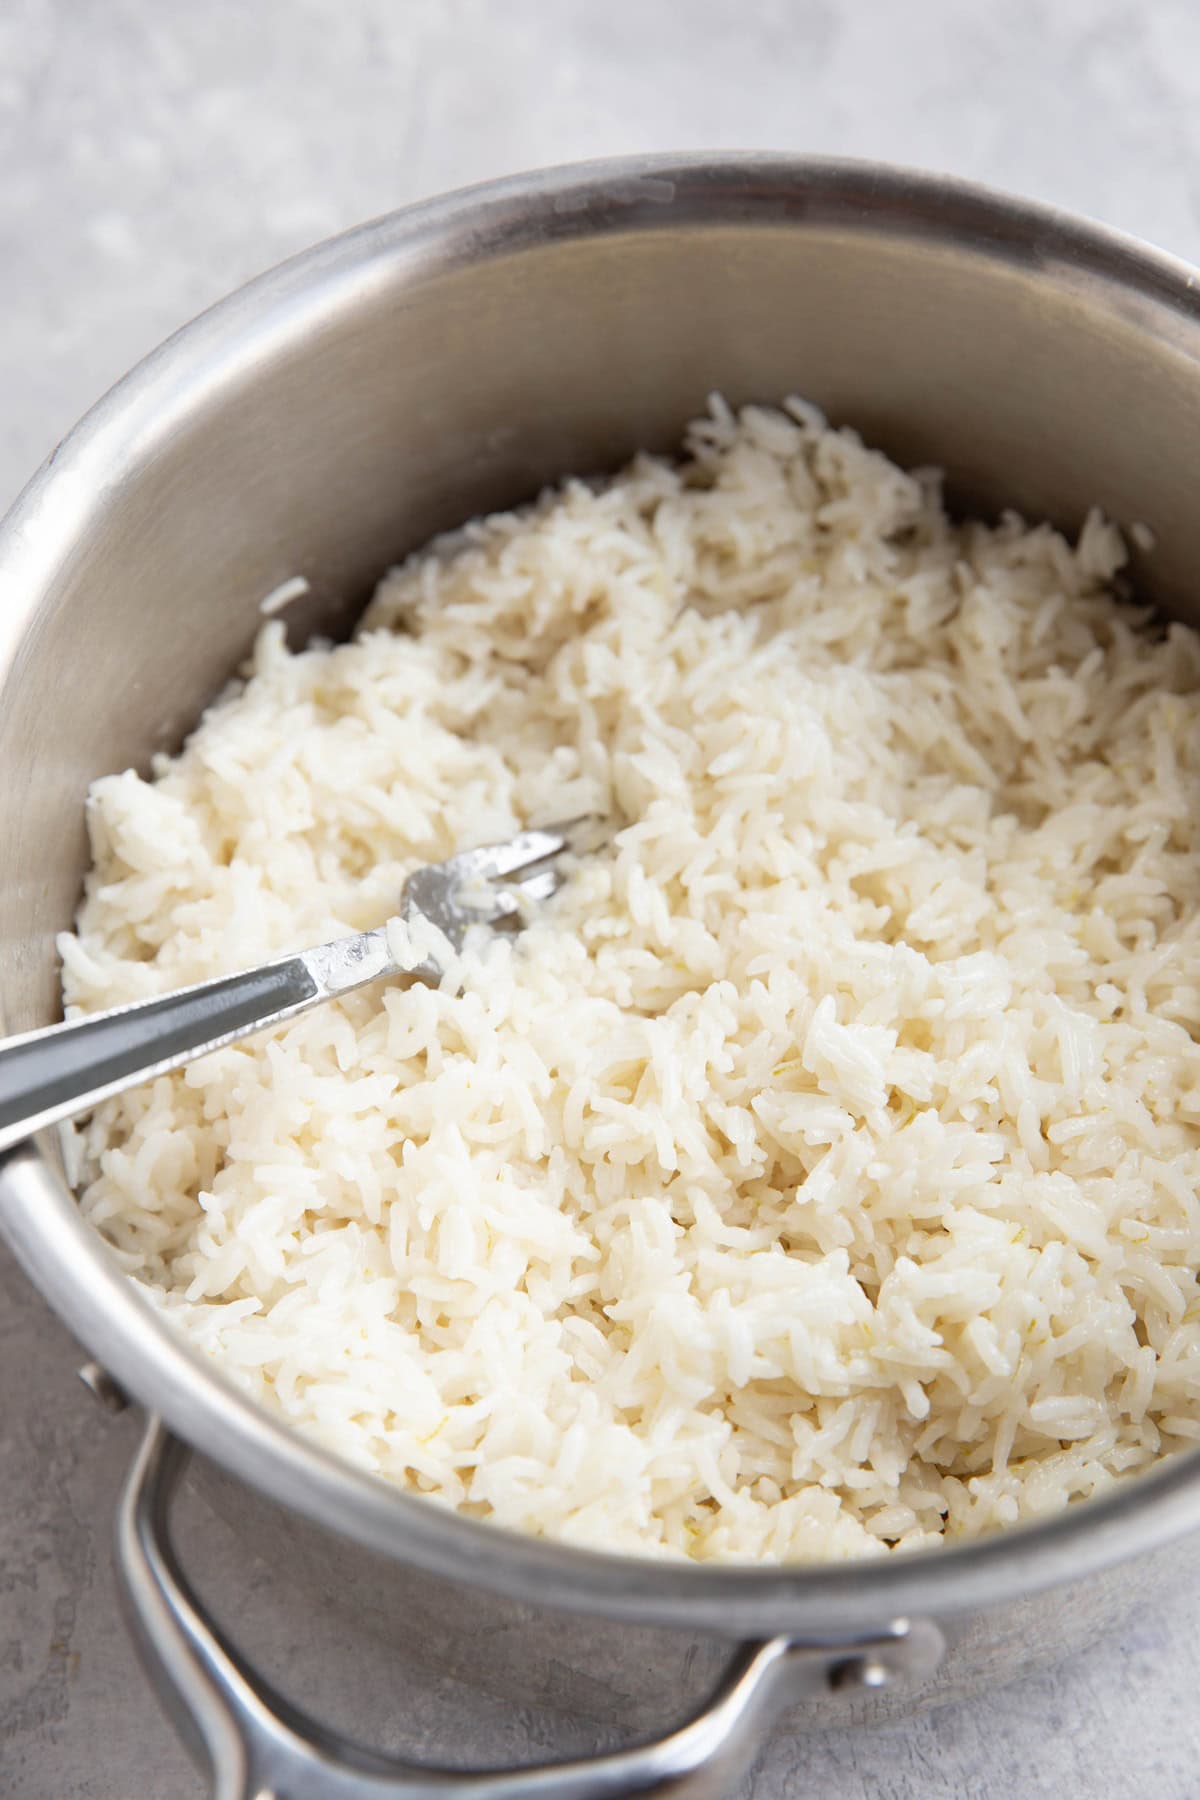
[3,1,1200,1794]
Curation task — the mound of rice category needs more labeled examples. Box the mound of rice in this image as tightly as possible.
[61,399,1200,1562]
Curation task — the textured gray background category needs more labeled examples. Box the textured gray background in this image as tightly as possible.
[3,1,1200,1795]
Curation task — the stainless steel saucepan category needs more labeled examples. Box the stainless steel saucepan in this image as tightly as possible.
[2,155,1200,1799]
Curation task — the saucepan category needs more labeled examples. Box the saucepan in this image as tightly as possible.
[2,155,1200,1798]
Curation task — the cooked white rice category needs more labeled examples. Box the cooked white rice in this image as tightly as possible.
[61,398,1200,1563]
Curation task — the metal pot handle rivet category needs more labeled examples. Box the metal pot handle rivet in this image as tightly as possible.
[114,1414,945,1799]
[78,1360,130,1413]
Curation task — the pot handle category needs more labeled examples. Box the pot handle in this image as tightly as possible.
[115,1415,944,1799]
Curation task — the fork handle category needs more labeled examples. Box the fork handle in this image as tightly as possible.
[0,926,409,1157]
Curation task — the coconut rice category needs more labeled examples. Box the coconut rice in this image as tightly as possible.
[60,399,1200,1563]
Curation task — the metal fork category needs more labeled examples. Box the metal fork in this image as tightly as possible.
[0,824,580,1158]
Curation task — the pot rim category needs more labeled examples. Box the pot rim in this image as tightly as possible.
[2,152,1200,1636]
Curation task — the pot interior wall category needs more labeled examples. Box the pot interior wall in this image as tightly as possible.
[2,199,1200,1038]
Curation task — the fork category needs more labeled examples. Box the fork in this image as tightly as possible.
[0,823,580,1158]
